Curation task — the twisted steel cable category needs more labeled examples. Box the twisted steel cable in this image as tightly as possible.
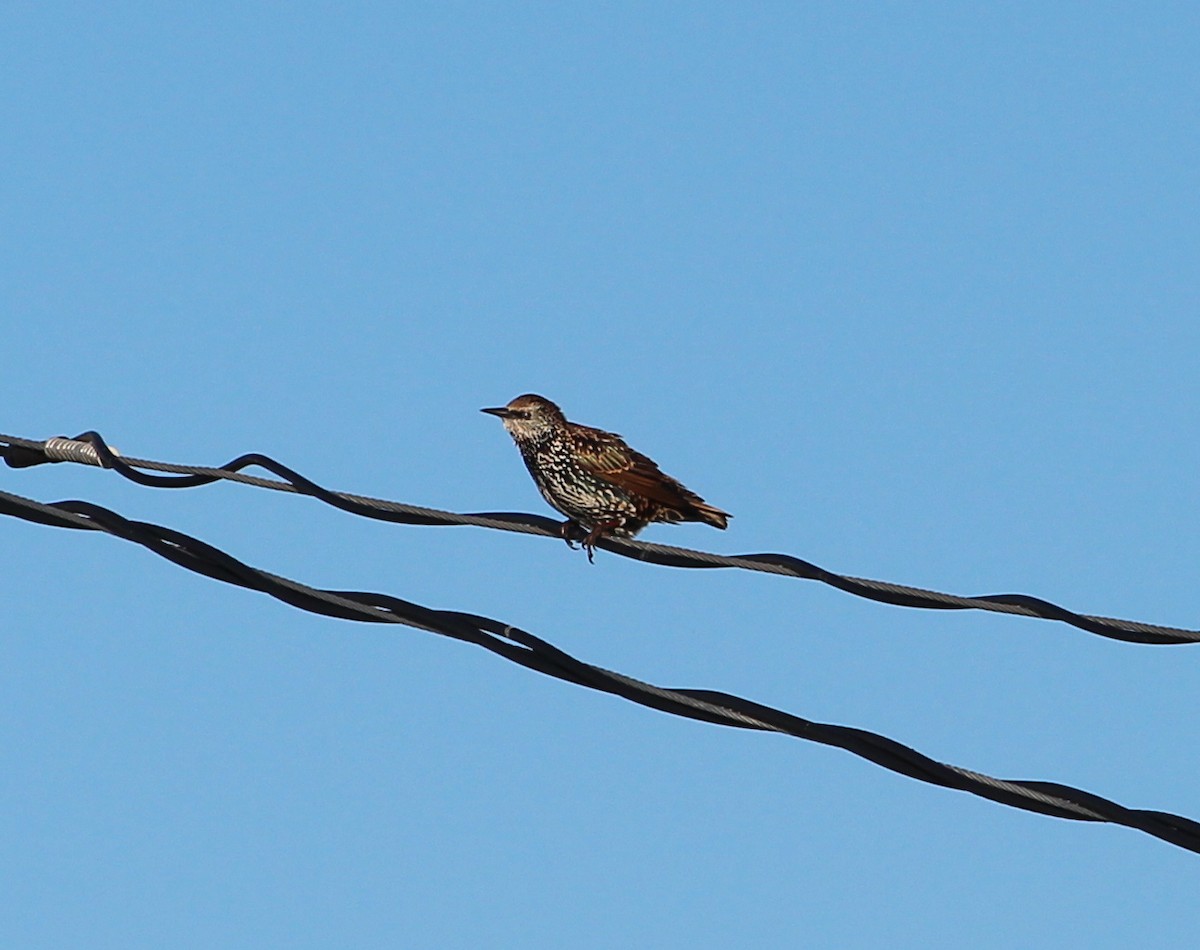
[3,430,1195,645]
[2,485,1196,854]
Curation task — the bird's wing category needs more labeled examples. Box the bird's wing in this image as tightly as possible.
[569,423,716,514]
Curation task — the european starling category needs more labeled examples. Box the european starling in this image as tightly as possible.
[481,394,730,561]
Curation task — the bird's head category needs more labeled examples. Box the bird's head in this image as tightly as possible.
[481,394,567,439]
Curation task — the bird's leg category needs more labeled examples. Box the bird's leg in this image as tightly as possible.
[559,519,583,550]
[581,519,622,564]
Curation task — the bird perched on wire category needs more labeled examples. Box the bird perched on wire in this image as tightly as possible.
[482,394,730,561]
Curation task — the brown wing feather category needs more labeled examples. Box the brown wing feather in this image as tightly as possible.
[568,423,730,528]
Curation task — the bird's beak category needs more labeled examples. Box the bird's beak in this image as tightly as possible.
[481,407,514,418]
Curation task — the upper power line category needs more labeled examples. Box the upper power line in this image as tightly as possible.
[2,430,1195,645]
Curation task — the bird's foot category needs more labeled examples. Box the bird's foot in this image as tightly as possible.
[581,520,622,564]
[559,520,584,550]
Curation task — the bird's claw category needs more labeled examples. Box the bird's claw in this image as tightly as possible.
[560,520,583,550]
[558,519,618,564]
[578,519,620,565]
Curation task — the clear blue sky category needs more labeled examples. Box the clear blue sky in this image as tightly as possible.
[4,4,1199,947]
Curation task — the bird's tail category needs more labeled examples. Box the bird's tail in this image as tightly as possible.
[688,500,730,530]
